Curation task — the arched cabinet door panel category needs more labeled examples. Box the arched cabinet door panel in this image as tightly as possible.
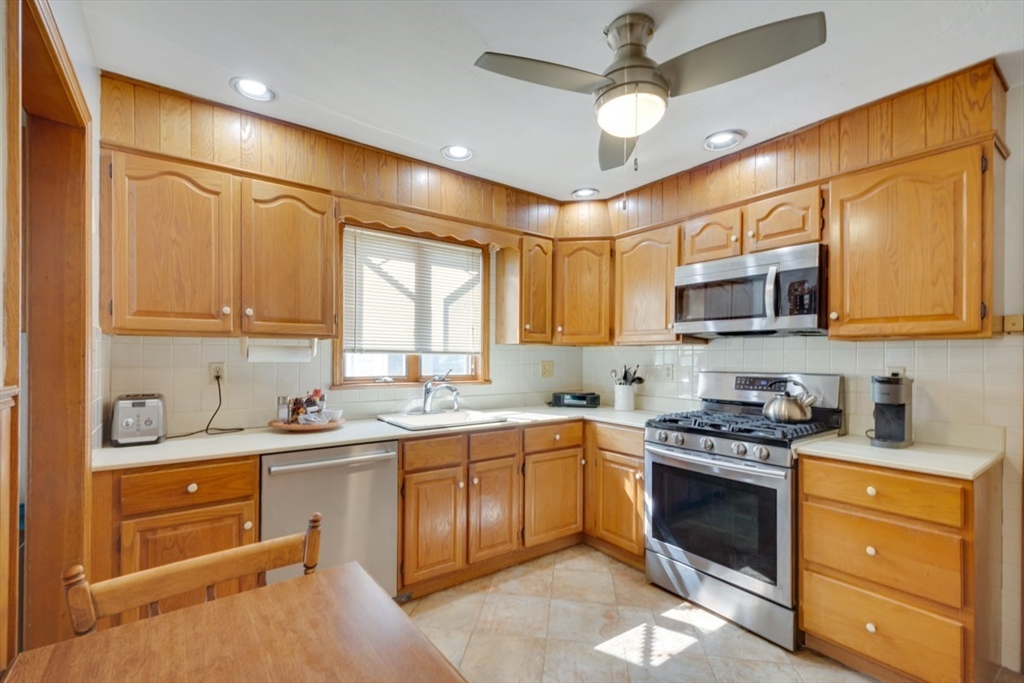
[615,226,679,344]
[682,208,742,265]
[553,240,611,345]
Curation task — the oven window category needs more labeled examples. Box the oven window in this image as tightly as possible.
[677,274,767,322]
[651,461,778,585]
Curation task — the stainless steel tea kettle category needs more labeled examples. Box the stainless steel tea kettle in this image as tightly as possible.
[762,379,818,423]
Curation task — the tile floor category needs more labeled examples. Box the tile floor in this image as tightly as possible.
[401,545,874,683]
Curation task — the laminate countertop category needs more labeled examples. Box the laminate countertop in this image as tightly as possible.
[93,406,659,472]
[794,434,1003,480]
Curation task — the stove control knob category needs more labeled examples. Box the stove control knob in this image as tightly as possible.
[731,443,747,457]
[700,437,714,451]
[673,433,684,446]
[657,430,668,443]
[753,446,770,461]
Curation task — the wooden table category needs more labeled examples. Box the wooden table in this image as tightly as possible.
[4,563,465,682]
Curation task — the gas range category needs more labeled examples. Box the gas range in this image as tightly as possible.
[644,371,844,468]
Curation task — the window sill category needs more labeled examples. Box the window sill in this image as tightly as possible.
[330,379,492,391]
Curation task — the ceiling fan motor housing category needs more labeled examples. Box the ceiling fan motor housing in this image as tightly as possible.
[594,14,670,136]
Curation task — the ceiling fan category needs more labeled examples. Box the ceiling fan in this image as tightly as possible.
[475,12,827,171]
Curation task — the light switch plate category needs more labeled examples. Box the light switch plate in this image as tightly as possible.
[540,361,554,378]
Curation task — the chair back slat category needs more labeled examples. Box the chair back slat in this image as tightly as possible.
[63,512,321,635]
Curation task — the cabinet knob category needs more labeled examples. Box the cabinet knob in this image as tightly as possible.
[245,308,255,317]
[525,324,531,330]
[730,235,738,243]
[243,521,253,531]
[186,483,199,494]
[221,306,231,315]
[747,231,754,238]
[554,434,561,441]
[581,459,586,465]
[472,477,479,486]
[866,486,877,497]
[634,472,643,481]
[866,546,877,557]
[829,311,839,321]
[458,481,465,489]
[667,323,673,331]
[557,326,563,332]
[865,622,877,634]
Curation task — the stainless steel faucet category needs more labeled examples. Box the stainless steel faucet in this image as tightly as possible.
[422,370,460,413]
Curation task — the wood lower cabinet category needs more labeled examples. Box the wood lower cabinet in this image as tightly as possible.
[523,422,584,547]
[682,207,742,264]
[584,423,645,561]
[799,455,1000,683]
[553,240,611,345]
[828,144,986,338]
[614,226,679,345]
[402,465,467,584]
[0,395,15,672]
[742,186,822,253]
[468,457,521,564]
[90,456,260,626]
[240,179,336,336]
[105,151,238,334]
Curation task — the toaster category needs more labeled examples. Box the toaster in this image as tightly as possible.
[111,393,167,446]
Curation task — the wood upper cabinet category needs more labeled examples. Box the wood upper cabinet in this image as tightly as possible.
[241,179,337,336]
[681,207,742,264]
[614,226,679,344]
[402,465,467,585]
[524,447,583,547]
[553,240,611,345]
[592,450,644,556]
[119,500,256,622]
[521,236,554,343]
[742,186,822,253]
[467,456,521,564]
[828,145,985,338]
[108,151,238,334]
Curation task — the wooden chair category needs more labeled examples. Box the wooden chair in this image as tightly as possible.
[62,512,322,636]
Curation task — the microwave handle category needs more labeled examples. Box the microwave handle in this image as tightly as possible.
[764,265,778,324]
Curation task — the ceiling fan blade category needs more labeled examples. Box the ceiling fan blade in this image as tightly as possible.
[659,12,826,97]
[598,132,637,171]
[475,52,614,95]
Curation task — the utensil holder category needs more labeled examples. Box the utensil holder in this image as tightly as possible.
[614,384,635,411]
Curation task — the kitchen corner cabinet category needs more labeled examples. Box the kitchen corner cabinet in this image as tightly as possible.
[828,144,986,338]
[583,423,645,558]
[90,458,259,626]
[553,240,612,345]
[241,179,337,336]
[614,226,679,345]
[495,236,553,344]
[523,422,584,546]
[742,186,822,253]
[799,456,1000,683]
[681,207,742,264]
[106,151,239,334]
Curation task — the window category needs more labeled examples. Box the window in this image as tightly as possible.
[334,226,488,386]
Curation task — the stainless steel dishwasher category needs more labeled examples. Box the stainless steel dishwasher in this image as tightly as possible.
[260,441,398,595]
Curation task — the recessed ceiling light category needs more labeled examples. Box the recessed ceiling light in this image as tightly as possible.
[230,77,277,102]
[441,145,473,161]
[571,188,599,199]
[703,129,746,152]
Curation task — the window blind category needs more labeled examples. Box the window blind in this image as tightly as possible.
[343,227,483,354]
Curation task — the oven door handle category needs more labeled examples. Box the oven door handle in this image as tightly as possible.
[764,265,778,325]
[645,444,789,480]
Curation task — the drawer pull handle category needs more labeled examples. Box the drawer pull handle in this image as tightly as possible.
[458,481,465,489]
[866,486,877,497]
[186,483,199,494]
[865,622,877,634]
[472,477,479,486]
[866,546,876,557]
[243,521,253,531]
[554,434,561,441]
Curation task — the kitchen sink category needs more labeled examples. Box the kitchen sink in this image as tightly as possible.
[378,410,509,431]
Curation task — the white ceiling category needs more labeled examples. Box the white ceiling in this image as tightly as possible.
[78,0,1024,201]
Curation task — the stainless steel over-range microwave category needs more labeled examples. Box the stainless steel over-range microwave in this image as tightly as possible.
[674,243,827,337]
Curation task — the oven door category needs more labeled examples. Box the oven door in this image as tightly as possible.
[644,443,794,607]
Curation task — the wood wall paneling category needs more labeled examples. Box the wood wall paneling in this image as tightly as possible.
[926,78,954,148]
[133,85,160,151]
[99,77,133,146]
[867,101,892,164]
[189,100,214,162]
[891,89,927,157]
[158,92,190,157]
[777,134,796,188]
[794,127,820,185]
[953,65,993,141]
[839,109,869,172]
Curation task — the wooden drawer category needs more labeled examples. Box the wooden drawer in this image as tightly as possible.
[589,422,643,457]
[802,457,965,528]
[403,434,467,472]
[120,460,256,517]
[523,421,583,454]
[801,570,963,683]
[469,428,520,462]
[803,502,963,608]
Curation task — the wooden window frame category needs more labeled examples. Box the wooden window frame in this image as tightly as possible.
[331,230,490,389]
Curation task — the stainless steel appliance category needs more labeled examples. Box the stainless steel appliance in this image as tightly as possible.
[110,393,166,446]
[870,375,914,448]
[261,442,398,595]
[674,243,826,337]
[644,371,844,650]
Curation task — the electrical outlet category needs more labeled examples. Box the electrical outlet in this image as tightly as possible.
[540,360,554,378]
[662,364,674,380]
[209,362,226,384]
[885,366,905,378]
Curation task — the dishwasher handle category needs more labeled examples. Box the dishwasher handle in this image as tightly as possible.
[267,451,397,475]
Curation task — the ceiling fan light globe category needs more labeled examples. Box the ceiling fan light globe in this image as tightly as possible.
[594,83,667,138]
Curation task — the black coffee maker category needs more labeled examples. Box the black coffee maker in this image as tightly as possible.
[870,375,913,448]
